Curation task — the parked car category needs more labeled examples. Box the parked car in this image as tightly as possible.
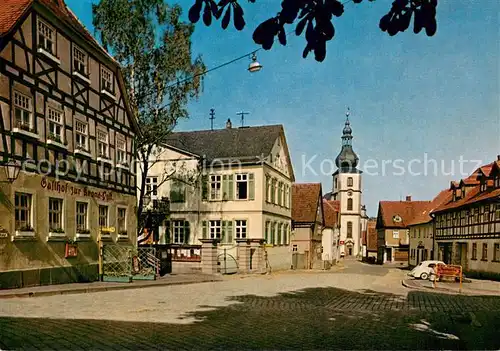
[408,260,446,280]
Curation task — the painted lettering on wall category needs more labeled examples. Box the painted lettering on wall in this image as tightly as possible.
[41,178,113,201]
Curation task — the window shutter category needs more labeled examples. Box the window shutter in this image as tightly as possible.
[248,173,255,200]
[227,220,233,243]
[165,220,171,244]
[202,220,207,239]
[265,221,269,243]
[228,175,234,200]
[201,175,208,201]
[184,221,190,244]
[222,175,228,200]
[222,220,227,242]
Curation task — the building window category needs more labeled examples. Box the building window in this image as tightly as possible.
[334,178,337,189]
[265,175,271,202]
[98,205,108,228]
[284,185,290,208]
[210,175,222,200]
[47,108,63,143]
[15,193,32,231]
[271,178,277,203]
[495,204,500,219]
[482,243,488,261]
[347,198,353,211]
[209,220,221,240]
[170,179,186,203]
[347,177,353,187]
[173,220,189,244]
[73,46,87,75]
[235,220,247,239]
[76,202,88,232]
[101,67,113,92]
[146,177,158,197]
[393,231,399,239]
[75,120,88,150]
[494,243,500,262]
[347,221,353,238]
[13,91,33,130]
[37,20,55,54]
[272,222,277,244]
[48,198,63,231]
[117,208,127,233]
[236,174,248,200]
[116,138,126,164]
[97,129,109,158]
[471,243,477,260]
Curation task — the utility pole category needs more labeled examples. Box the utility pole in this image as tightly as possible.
[236,111,249,127]
[209,108,215,130]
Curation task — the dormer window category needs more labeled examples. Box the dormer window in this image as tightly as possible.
[480,181,487,192]
[495,176,500,188]
[38,20,55,55]
[392,215,402,223]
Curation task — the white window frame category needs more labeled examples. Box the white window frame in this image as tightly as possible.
[75,201,89,236]
[117,206,127,236]
[101,66,113,93]
[235,220,247,239]
[98,205,109,229]
[209,220,222,240]
[97,129,109,158]
[14,192,33,233]
[235,174,248,200]
[48,197,64,233]
[13,91,33,130]
[116,138,126,165]
[75,119,88,151]
[210,175,222,201]
[73,46,87,75]
[173,220,186,244]
[393,231,400,239]
[47,107,64,143]
[146,177,158,198]
[37,19,55,55]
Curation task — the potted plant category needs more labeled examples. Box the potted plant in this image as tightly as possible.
[118,230,128,238]
[16,225,35,237]
[76,228,91,238]
[65,238,78,258]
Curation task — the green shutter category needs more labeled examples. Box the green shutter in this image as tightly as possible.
[271,179,275,203]
[201,175,208,201]
[202,220,207,239]
[265,176,269,202]
[222,220,227,242]
[271,222,275,245]
[222,175,228,200]
[248,173,255,200]
[228,175,234,200]
[227,220,233,243]
[265,221,269,243]
[165,220,171,244]
[277,224,282,245]
[184,221,190,244]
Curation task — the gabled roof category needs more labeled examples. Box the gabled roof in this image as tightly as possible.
[323,200,339,229]
[165,125,285,162]
[292,183,322,223]
[408,189,452,226]
[376,200,430,229]
[0,0,140,134]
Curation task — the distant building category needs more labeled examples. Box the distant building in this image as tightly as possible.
[324,112,364,258]
[322,199,340,266]
[291,183,324,269]
[432,157,500,274]
[375,196,430,264]
[363,219,377,261]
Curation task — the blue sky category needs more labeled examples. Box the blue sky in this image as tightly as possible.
[68,0,499,216]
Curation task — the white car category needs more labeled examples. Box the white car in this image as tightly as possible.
[408,260,446,280]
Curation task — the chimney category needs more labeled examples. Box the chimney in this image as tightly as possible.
[405,195,412,202]
[225,118,232,129]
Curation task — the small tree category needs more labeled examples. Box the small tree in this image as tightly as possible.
[188,0,438,62]
[92,0,206,235]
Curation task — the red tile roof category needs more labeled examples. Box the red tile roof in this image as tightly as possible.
[0,0,31,36]
[377,200,430,229]
[367,220,377,251]
[292,183,322,223]
[323,200,339,228]
[408,189,453,226]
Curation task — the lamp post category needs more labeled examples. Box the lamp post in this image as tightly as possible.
[0,160,21,183]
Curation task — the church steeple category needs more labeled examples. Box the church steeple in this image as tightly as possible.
[335,108,359,171]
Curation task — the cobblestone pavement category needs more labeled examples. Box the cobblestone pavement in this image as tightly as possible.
[0,262,499,350]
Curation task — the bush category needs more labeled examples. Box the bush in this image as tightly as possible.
[463,270,500,282]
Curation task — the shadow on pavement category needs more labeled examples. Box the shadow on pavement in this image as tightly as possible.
[0,287,499,350]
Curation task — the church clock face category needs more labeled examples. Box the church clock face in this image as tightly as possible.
[347,190,353,196]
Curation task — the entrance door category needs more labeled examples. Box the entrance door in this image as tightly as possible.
[348,246,353,256]
[386,247,392,262]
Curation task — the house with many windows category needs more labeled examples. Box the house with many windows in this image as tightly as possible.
[139,120,294,272]
[0,0,139,288]
[432,157,500,275]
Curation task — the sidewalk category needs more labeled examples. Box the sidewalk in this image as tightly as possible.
[402,277,500,296]
[0,273,222,299]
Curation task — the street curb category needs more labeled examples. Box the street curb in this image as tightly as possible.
[0,278,222,299]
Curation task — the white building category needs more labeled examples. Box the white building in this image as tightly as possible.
[324,112,364,258]
[138,120,295,272]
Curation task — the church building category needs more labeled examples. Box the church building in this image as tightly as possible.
[324,110,364,258]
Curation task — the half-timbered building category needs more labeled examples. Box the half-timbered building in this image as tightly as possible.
[432,157,500,274]
[0,0,139,288]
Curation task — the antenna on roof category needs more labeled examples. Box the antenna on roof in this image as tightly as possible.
[236,111,249,127]
[209,108,216,131]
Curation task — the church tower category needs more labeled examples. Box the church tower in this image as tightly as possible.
[331,109,363,258]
